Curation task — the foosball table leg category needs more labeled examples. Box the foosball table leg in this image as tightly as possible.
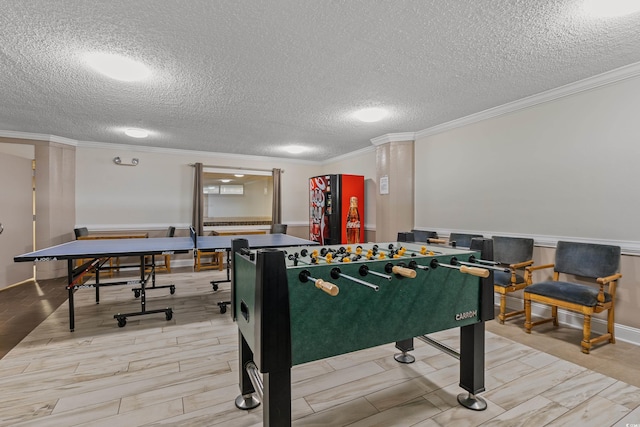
[458,322,487,411]
[236,332,260,410]
[394,338,416,364]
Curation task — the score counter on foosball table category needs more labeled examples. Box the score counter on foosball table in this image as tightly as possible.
[230,239,496,426]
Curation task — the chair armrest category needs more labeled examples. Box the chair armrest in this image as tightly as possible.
[595,273,622,303]
[524,263,554,285]
[597,273,622,285]
[525,263,554,273]
[510,259,534,270]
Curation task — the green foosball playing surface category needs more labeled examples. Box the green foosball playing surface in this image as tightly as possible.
[234,242,485,365]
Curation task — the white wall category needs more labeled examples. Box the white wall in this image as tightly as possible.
[75,145,321,229]
[0,143,34,158]
[415,74,640,243]
[414,74,640,332]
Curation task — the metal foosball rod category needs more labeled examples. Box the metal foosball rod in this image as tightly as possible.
[298,270,340,296]
[287,253,313,266]
[407,260,429,271]
[467,255,500,266]
[450,256,509,273]
[310,249,334,264]
[429,259,490,278]
[387,243,442,256]
[358,264,392,280]
[330,267,380,291]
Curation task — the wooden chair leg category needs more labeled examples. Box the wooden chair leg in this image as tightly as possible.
[524,298,532,333]
[582,314,592,354]
[551,306,558,326]
[608,308,615,344]
[498,294,507,324]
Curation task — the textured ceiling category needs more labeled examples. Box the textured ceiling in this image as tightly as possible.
[1,1,640,162]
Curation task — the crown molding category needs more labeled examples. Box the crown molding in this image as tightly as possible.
[370,132,416,146]
[77,140,323,165]
[0,130,78,146]
[412,61,640,140]
[320,144,376,165]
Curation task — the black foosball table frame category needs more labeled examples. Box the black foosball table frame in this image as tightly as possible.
[230,237,496,426]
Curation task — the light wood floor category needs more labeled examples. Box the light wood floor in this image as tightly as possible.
[1,268,639,426]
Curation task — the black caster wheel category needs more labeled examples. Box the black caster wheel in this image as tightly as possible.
[212,283,219,291]
[219,303,227,314]
[165,310,173,321]
[170,285,176,295]
[133,290,141,298]
[117,317,127,327]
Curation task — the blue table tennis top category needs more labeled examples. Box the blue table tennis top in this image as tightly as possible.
[14,234,316,262]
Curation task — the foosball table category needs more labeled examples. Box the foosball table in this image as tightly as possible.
[230,238,497,426]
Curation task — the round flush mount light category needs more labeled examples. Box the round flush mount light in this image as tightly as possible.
[352,107,388,123]
[86,52,151,82]
[124,128,149,138]
[284,145,306,154]
[582,0,640,17]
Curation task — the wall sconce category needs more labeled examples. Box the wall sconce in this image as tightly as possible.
[113,157,139,166]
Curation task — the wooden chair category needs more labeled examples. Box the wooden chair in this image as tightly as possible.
[410,229,446,244]
[145,226,175,273]
[74,227,89,239]
[491,236,534,324]
[449,232,483,248]
[524,241,622,354]
[194,227,223,272]
[271,223,287,234]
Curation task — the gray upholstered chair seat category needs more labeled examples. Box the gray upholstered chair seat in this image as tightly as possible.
[493,270,525,288]
[526,281,611,307]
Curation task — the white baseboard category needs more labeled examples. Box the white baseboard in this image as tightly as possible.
[495,294,640,347]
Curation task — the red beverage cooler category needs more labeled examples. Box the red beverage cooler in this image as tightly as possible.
[309,174,364,245]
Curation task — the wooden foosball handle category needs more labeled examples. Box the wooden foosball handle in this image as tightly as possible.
[460,265,490,278]
[315,279,339,296]
[428,238,446,244]
[391,266,417,278]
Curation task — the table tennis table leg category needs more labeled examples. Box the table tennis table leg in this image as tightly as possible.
[113,255,174,328]
[213,249,234,314]
[132,254,176,296]
[67,260,75,332]
[211,249,232,291]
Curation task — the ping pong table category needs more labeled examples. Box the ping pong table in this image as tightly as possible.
[14,229,315,331]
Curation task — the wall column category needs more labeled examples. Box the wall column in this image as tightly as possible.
[374,138,414,241]
[34,142,76,279]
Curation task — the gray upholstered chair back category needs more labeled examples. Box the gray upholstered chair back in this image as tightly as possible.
[271,224,287,234]
[411,229,438,242]
[74,227,89,239]
[555,241,620,278]
[166,226,176,237]
[449,233,483,248]
[493,236,534,265]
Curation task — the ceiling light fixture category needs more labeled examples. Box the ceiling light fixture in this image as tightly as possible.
[86,52,151,82]
[220,179,232,183]
[284,145,306,154]
[124,128,149,138]
[582,0,640,17]
[352,107,388,123]
[234,174,245,177]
